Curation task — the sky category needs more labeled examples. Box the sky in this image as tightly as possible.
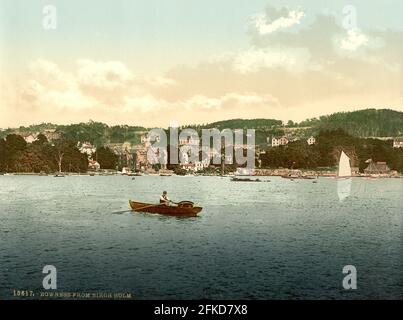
[0,0,402,128]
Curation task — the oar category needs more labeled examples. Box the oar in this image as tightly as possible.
[112,210,132,215]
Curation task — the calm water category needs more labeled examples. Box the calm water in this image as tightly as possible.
[0,175,402,299]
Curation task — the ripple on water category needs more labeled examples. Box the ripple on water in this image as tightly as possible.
[0,176,402,299]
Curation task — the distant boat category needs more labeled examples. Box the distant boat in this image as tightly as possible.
[337,151,352,201]
[231,177,261,182]
[54,174,65,178]
[281,175,314,180]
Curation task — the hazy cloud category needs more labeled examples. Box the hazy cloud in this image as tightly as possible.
[1,4,402,128]
[339,29,369,51]
[2,59,278,127]
[163,8,402,114]
[251,6,305,35]
[229,46,314,74]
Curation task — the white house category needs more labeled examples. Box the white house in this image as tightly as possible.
[307,136,316,145]
[179,136,199,146]
[78,141,96,157]
[195,161,204,172]
[393,138,403,148]
[271,136,288,147]
[22,133,38,144]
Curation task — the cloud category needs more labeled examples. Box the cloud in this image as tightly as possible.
[145,76,178,88]
[163,8,402,113]
[1,5,402,128]
[252,6,305,35]
[230,46,314,74]
[182,93,279,110]
[2,59,279,127]
[77,60,134,90]
[339,29,369,51]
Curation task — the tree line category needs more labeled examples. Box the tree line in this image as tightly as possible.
[0,134,118,173]
[261,129,403,172]
[1,128,402,173]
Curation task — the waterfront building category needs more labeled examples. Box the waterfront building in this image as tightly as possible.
[88,159,100,171]
[182,163,196,171]
[364,160,391,174]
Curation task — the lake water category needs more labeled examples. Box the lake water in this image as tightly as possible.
[0,175,402,299]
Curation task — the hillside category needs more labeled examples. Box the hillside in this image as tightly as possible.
[298,109,403,137]
[200,118,283,130]
[1,109,402,145]
[0,121,148,146]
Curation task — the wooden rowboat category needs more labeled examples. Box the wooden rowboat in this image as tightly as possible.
[129,200,202,217]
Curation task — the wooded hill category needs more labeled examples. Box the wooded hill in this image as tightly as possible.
[1,109,402,146]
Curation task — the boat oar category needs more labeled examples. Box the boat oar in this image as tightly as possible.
[112,210,132,215]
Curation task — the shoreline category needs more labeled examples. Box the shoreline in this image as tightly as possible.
[1,171,402,179]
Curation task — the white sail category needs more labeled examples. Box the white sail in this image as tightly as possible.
[338,151,351,178]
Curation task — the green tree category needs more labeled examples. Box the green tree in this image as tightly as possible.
[53,139,88,173]
[94,147,117,169]
[0,139,7,172]
[33,133,49,146]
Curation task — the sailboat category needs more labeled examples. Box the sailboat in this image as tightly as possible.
[337,151,352,178]
[337,151,352,201]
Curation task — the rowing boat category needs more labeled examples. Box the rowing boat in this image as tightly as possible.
[129,200,202,217]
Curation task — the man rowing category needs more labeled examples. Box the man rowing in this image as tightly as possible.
[160,191,171,205]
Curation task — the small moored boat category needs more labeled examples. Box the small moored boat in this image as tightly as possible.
[231,177,261,182]
[129,200,202,217]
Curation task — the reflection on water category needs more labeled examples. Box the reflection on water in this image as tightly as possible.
[337,178,352,202]
[0,175,402,299]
